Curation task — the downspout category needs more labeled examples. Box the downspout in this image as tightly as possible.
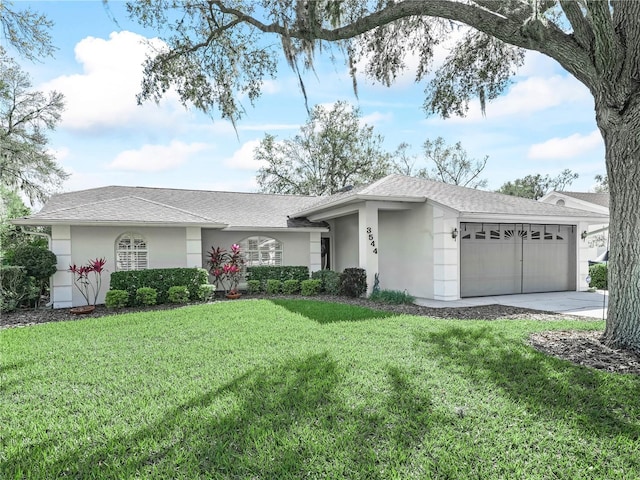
[20,227,54,307]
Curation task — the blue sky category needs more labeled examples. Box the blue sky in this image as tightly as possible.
[10,1,605,196]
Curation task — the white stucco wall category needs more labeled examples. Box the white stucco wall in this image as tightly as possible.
[201,230,316,270]
[68,226,187,306]
[378,205,434,299]
[332,214,359,272]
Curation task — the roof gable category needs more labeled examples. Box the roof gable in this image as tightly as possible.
[293,174,609,219]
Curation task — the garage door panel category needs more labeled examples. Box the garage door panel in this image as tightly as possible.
[460,223,576,297]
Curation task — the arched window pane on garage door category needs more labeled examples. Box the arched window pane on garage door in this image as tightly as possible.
[116,233,148,271]
[240,236,282,266]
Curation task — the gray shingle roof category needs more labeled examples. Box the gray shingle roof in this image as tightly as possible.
[556,191,610,209]
[294,175,608,218]
[20,186,323,229]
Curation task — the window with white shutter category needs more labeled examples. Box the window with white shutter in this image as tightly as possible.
[240,236,283,267]
[115,233,148,271]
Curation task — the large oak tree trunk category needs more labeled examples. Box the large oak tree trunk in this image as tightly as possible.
[598,97,640,353]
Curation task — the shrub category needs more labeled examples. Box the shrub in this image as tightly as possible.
[369,289,415,305]
[197,284,216,302]
[246,280,262,294]
[266,279,282,295]
[589,263,608,290]
[300,279,321,296]
[282,279,300,295]
[311,269,341,294]
[110,268,208,305]
[0,265,37,312]
[339,268,367,298]
[246,266,309,288]
[135,287,158,306]
[168,285,190,304]
[12,245,57,307]
[105,289,129,309]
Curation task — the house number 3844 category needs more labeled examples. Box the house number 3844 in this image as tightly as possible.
[366,227,378,254]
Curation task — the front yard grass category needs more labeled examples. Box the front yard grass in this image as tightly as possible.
[1,299,638,479]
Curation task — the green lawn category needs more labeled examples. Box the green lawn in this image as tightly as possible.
[1,299,638,479]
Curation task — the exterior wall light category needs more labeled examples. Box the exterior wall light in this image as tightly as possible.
[451,228,458,239]
[581,230,588,240]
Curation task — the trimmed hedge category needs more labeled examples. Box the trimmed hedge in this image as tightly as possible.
[168,285,190,304]
[0,265,37,313]
[109,268,208,305]
[105,289,129,309]
[246,280,262,294]
[246,266,309,289]
[266,279,282,295]
[311,270,341,294]
[135,287,158,306]
[282,279,300,294]
[301,279,321,296]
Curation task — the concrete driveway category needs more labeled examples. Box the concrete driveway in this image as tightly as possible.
[416,290,609,319]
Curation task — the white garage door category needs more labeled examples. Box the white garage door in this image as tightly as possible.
[460,223,576,297]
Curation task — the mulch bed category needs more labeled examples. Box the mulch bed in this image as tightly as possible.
[2,295,639,376]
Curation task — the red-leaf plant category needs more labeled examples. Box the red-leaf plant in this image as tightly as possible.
[206,244,245,294]
[68,258,106,305]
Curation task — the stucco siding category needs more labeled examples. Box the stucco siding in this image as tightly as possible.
[333,214,359,272]
[69,226,187,306]
[378,205,434,299]
[201,230,312,268]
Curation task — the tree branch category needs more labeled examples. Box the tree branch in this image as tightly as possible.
[585,0,623,77]
[559,0,594,50]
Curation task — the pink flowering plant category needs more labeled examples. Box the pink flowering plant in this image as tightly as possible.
[68,258,106,305]
[206,244,245,294]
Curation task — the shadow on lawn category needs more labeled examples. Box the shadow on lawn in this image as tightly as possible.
[269,299,396,324]
[3,353,437,478]
[417,325,640,441]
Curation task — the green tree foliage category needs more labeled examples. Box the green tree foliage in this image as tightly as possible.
[11,244,56,307]
[0,51,67,204]
[126,1,640,350]
[0,1,54,60]
[0,187,48,264]
[594,174,609,193]
[421,137,488,189]
[256,101,393,195]
[497,169,579,200]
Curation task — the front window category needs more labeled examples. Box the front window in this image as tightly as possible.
[240,236,283,267]
[115,233,148,271]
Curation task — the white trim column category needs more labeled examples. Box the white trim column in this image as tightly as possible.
[309,232,322,273]
[433,207,459,301]
[186,227,203,268]
[51,225,73,308]
[577,221,593,291]
[358,202,379,295]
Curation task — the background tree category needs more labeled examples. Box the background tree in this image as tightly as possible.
[0,186,45,264]
[421,137,488,188]
[497,169,579,200]
[255,101,392,195]
[594,174,609,193]
[127,1,640,352]
[0,0,54,60]
[0,50,67,204]
[393,138,488,188]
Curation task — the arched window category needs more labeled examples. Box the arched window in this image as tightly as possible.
[115,233,148,271]
[556,199,565,206]
[240,236,283,267]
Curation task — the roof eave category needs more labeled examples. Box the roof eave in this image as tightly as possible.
[292,194,425,217]
[458,212,609,224]
[11,218,228,228]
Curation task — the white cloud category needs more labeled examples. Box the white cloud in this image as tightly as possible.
[239,123,300,131]
[40,31,186,132]
[426,74,592,124]
[360,111,393,126]
[108,140,210,172]
[223,139,267,170]
[528,130,603,160]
